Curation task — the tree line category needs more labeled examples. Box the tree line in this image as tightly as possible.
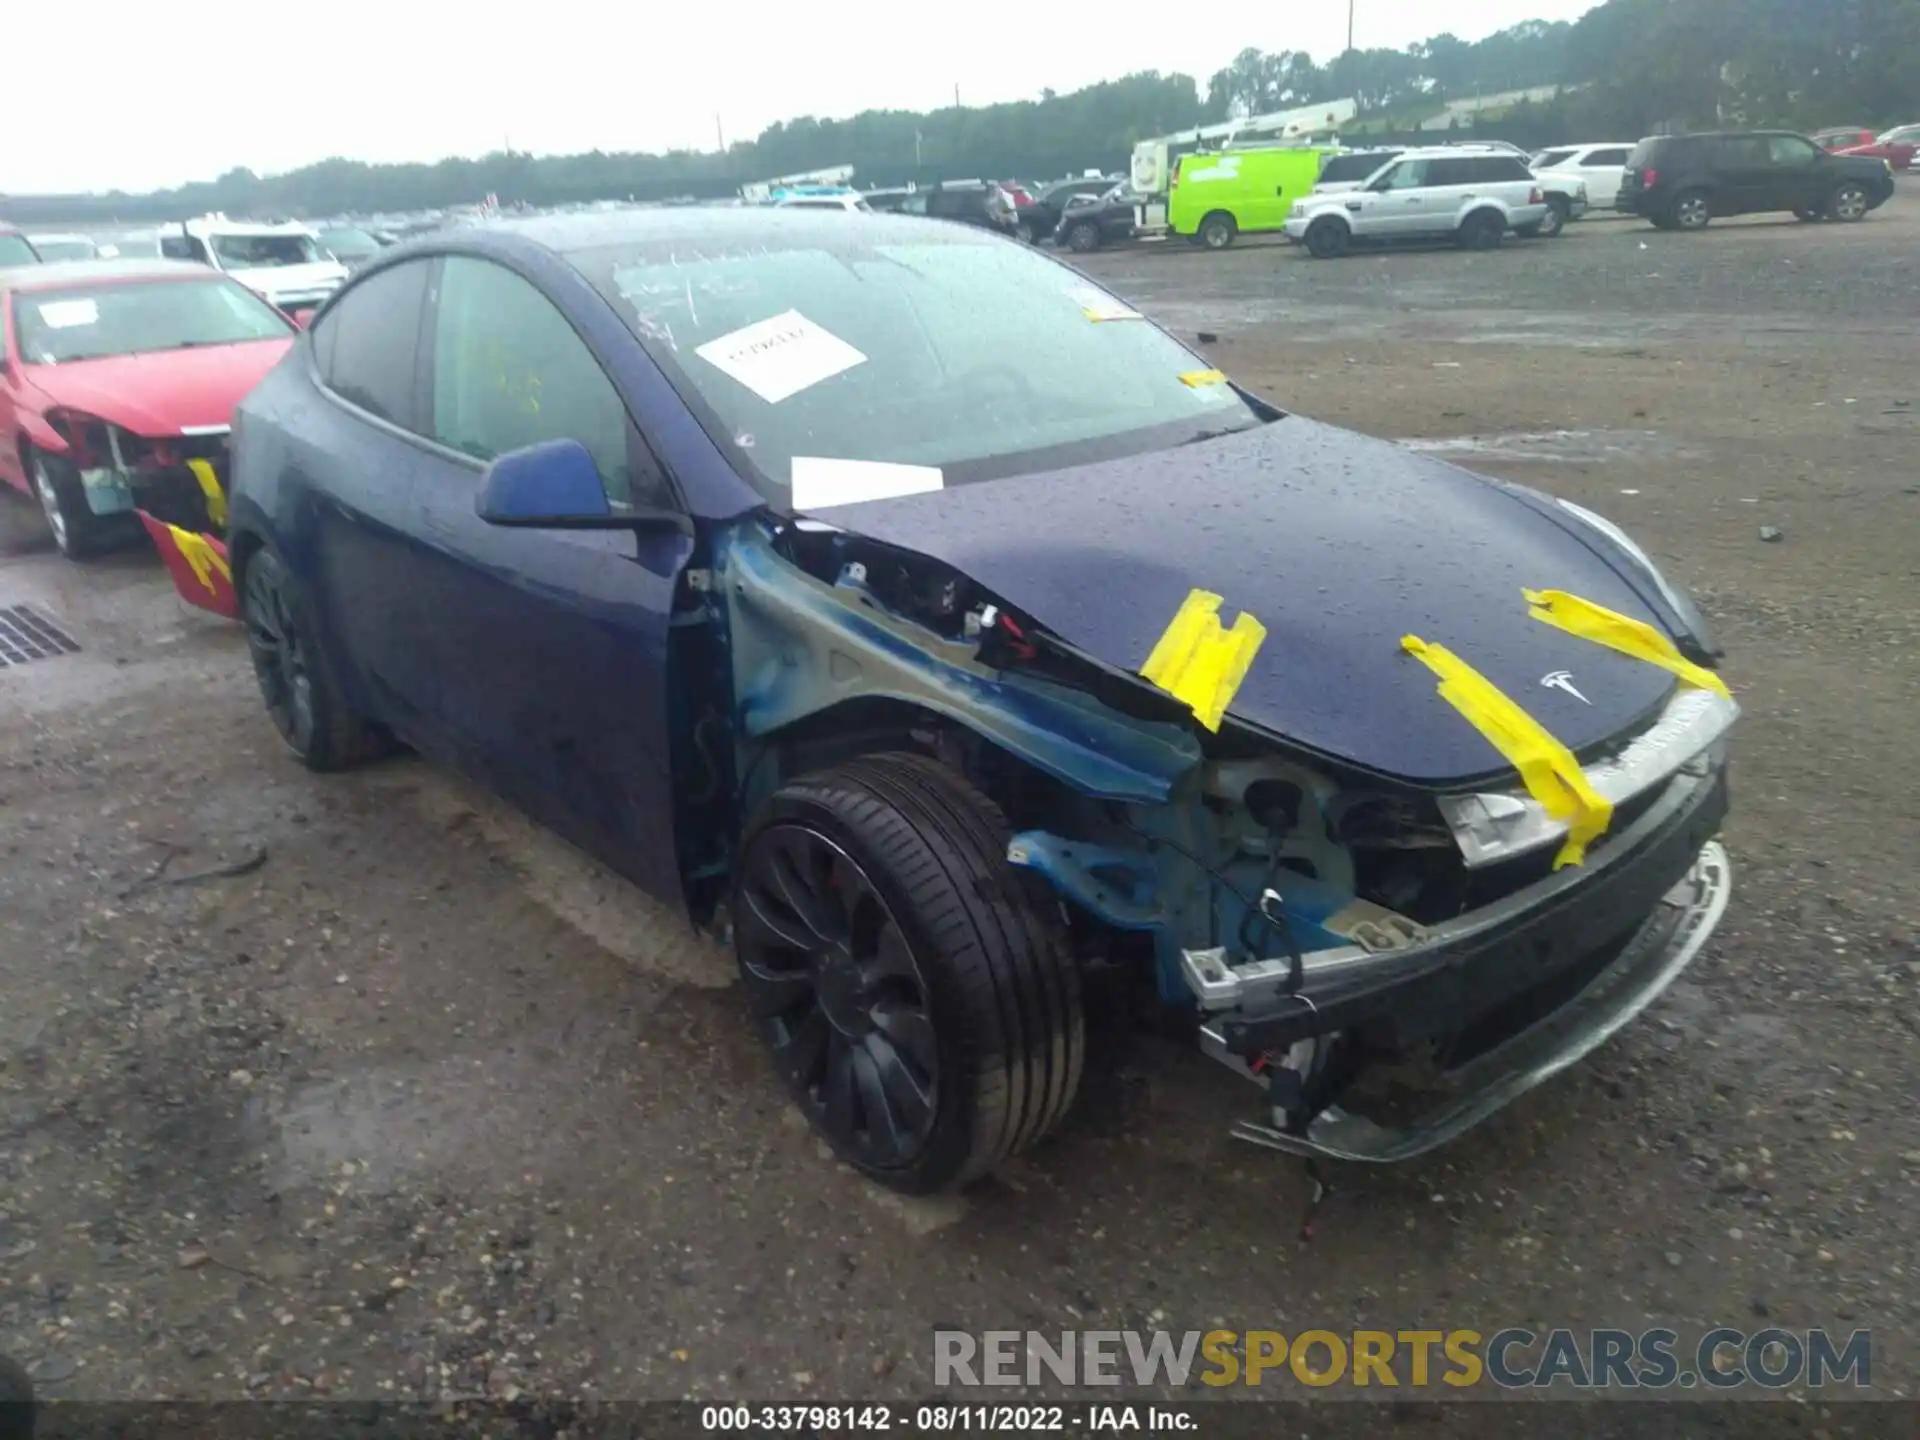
[3,0,1913,226]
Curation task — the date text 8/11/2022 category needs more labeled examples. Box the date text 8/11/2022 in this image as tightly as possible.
[699,1404,1195,1432]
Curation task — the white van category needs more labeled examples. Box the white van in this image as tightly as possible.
[158,215,348,320]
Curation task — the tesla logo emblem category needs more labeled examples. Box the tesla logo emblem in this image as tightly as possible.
[1541,670,1590,704]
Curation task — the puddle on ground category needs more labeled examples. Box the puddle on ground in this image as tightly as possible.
[1396,428,1687,464]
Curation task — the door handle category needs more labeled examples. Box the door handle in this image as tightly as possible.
[1275,187,1286,196]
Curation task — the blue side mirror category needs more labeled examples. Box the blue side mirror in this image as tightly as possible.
[475,439,612,528]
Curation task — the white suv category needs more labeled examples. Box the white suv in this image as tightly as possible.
[1285,149,1548,259]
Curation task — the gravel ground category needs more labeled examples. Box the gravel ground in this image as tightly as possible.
[2,191,1917,1421]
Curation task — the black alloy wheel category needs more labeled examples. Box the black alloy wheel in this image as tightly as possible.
[735,824,939,1171]
[734,753,1083,1192]
[240,545,383,771]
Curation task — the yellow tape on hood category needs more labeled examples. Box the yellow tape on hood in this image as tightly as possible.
[1142,590,1268,733]
[1523,588,1731,700]
[1402,635,1613,869]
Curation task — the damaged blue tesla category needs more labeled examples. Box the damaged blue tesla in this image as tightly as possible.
[224,209,1735,1193]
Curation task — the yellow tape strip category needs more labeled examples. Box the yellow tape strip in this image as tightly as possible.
[186,457,227,530]
[169,523,232,594]
[1141,589,1268,733]
[1402,635,1613,869]
[1179,368,1227,387]
[1523,588,1731,699]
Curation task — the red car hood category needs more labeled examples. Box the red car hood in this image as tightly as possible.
[24,340,290,435]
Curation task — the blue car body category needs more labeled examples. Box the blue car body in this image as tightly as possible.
[225,210,1735,1174]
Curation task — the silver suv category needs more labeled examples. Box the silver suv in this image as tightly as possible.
[1285,149,1548,259]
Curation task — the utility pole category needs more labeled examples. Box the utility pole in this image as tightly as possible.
[715,113,725,152]
[1347,0,1355,53]
[954,82,961,108]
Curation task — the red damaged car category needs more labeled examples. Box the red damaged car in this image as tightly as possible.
[0,258,293,596]
[1837,123,1920,172]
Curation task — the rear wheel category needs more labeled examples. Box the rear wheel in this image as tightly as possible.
[30,451,126,560]
[239,544,385,771]
[1828,181,1871,222]
[1535,195,1571,238]
[1198,212,1237,250]
[1669,189,1712,230]
[1457,210,1505,250]
[1304,217,1351,259]
[734,753,1084,1193]
[1064,221,1101,253]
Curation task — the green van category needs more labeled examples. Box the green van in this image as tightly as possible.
[1168,146,1335,248]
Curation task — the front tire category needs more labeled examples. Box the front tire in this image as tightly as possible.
[239,544,384,771]
[1064,221,1100,254]
[1536,196,1570,238]
[30,451,125,560]
[1304,217,1351,259]
[1198,212,1237,250]
[734,753,1084,1193]
[1827,181,1871,222]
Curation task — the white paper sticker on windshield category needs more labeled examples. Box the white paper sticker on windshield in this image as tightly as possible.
[1068,286,1142,323]
[790,457,944,510]
[37,299,100,329]
[694,310,866,404]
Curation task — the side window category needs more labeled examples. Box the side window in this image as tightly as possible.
[1720,137,1770,167]
[429,256,646,508]
[160,234,209,263]
[1423,159,1471,187]
[1380,160,1430,190]
[316,258,431,430]
[1768,135,1818,166]
[1489,158,1533,182]
[900,193,929,215]
[1588,148,1632,167]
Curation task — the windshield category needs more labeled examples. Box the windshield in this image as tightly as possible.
[32,238,97,262]
[319,227,382,259]
[208,232,324,268]
[12,278,294,364]
[584,227,1259,500]
[1532,149,1577,169]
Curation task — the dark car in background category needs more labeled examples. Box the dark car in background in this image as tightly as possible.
[1617,130,1895,228]
[1053,185,1139,252]
[207,208,1734,1193]
[1015,177,1115,241]
[896,181,1018,236]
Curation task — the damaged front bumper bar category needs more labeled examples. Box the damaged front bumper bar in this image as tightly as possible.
[1189,758,1732,1162]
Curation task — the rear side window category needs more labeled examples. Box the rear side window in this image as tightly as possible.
[313,258,431,431]
[1534,149,1577,169]
[1424,158,1474,186]
[1479,157,1532,182]
[1627,139,1665,169]
[1587,148,1632,166]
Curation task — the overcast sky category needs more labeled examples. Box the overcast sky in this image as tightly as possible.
[7,1,1596,195]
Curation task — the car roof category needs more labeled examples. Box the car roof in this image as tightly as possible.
[0,257,220,291]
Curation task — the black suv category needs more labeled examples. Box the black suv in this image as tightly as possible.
[898,182,1019,237]
[1617,131,1895,230]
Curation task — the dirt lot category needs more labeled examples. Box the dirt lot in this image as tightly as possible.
[2,195,1917,1418]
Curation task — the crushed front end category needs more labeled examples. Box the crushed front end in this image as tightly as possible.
[716,515,1737,1165]
[50,411,240,617]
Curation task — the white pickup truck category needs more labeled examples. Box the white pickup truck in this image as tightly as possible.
[158,215,348,323]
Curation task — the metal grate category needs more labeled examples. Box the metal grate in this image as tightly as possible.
[0,604,81,667]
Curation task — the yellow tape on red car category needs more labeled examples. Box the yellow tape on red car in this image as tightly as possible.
[186,457,227,530]
[1402,635,1613,869]
[1142,589,1268,733]
[172,525,232,592]
[1522,588,1731,699]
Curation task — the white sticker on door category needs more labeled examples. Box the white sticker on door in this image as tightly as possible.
[694,310,866,404]
[790,457,945,510]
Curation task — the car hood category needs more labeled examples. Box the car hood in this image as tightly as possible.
[24,340,291,435]
[808,417,1679,785]
[225,260,348,298]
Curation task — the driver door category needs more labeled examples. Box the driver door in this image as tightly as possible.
[1761,134,1826,212]
[1362,158,1435,236]
[404,254,695,905]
